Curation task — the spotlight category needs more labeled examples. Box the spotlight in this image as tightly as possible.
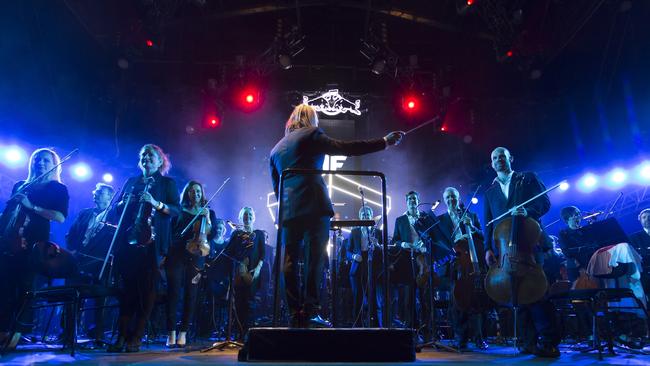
[102,173,114,183]
[607,168,627,187]
[235,86,262,111]
[278,53,292,70]
[559,181,570,191]
[145,39,154,47]
[71,162,92,182]
[1,145,28,168]
[471,197,478,204]
[371,58,387,75]
[401,95,420,113]
[636,161,650,183]
[207,116,221,128]
[578,173,598,192]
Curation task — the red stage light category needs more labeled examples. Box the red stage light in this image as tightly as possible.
[506,50,513,57]
[402,96,420,113]
[440,126,446,132]
[146,39,154,47]
[245,94,255,104]
[206,116,221,128]
[467,0,475,6]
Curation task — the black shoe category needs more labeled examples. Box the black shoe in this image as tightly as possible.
[308,314,332,328]
[535,345,560,358]
[106,338,125,353]
[454,339,468,351]
[474,339,488,350]
[519,345,536,355]
[125,343,140,353]
[289,312,305,328]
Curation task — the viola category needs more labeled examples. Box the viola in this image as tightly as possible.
[126,177,155,247]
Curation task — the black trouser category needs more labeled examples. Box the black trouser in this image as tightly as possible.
[451,306,486,344]
[518,298,560,349]
[281,215,330,317]
[349,251,381,326]
[0,251,35,334]
[115,248,158,346]
[234,283,253,338]
[165,246,200,332]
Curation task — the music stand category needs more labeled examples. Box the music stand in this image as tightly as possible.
[564,218,630,265]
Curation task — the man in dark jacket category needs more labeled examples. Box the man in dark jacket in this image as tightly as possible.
[270,104,403,327]
[482,147,559,358]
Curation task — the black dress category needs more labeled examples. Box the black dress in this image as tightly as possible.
[0,180,69,333]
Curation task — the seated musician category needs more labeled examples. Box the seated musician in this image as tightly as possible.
[346,205,382,327]
[433,187,487,350]
[557,206,591,283]
[629,208,650,300]
[63,182,115,346]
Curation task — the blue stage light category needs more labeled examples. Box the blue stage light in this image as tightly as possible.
[637,161,650,184]
[102,173,114,183]
[471,197,478,205]
[1,145,27,168]
[578,173,598,192]
[559,181,570,191]
[607,168,627,188]
[71,162,92,181]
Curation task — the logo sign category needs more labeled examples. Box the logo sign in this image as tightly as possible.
[303,89,362,116]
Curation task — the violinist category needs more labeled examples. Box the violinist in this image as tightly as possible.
[63,182,114,346]
[346,205,382,327]
[165,180,217,348]
[107,144,180,353]
[226,207,266,340]
[483,147,559,358]
[434,187,487,350]
[0,148,69,350]
[557,206,590,283]
[391,191,428,335]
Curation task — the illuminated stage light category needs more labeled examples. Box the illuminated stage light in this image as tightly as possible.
[71,163,92,182]
[145,39,154,47]
[467,0,475,5]
[577,173,598,192]
[207,116,221,128]
[402,96,420,113]
[1,145,28,168]
[102,173,114,183]
[637,161,650,183]
[506,50,514,58]
[607,168,627,187]
[559,181,570,191]
[235,86,262,111]
[471,197,478,204]
[245,94,255,104]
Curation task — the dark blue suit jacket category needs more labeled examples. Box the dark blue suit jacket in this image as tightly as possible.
[269,126,386,224]
[482,171,550,254]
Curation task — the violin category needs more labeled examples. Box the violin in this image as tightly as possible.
[234,229,257,286]
[126,177,155,247]
[0,184,32,254]
[185,209,211,257]
[451,207,490,312]
[484,180,548,306]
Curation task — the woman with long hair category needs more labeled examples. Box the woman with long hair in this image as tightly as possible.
[107,144,180,353]
[165,180,217,347]
[0,148,69,349]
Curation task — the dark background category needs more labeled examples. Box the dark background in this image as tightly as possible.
[0,0,648,246]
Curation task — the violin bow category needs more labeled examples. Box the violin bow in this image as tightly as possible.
[181,177,231,236]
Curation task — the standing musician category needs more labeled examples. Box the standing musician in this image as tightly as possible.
[345,205,383,327]
[483,146,560,358]
[269,103,404,327]
[391,191,429,335]
[64,182,115,346]
[0,148,69,350]
[165,180,217,348]
[434,187,488,350]
[226,207,265,340]
[107,144,180,353]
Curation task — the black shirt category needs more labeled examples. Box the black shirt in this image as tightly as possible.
[12,180,69,245]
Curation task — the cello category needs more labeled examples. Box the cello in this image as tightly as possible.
[484,180,553,306]
[452,206,490,312]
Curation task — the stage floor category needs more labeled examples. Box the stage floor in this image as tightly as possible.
[3,340,650,366]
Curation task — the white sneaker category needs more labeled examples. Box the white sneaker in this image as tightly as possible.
[177,331,187,347]
[166,331,176,348]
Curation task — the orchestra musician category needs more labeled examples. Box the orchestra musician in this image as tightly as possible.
[0,148,69,350]
[64,182,115,346]
[269,103,404,327]
[345,205,383,327]
[391,191,429,336]
[629,208,650,298]
[483,147,560,358]
[226,207,265,340]
[165,180,217,348]
[107,144,180,353]
[433,187,488,350]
